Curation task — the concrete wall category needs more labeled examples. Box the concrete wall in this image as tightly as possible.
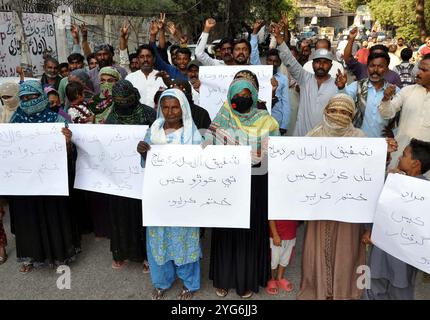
[55,7,155,63]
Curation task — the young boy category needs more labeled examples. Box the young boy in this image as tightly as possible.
[265,219,298,295]
[66,82,94,123]
[45,87,72,123]
[363,138,430,299]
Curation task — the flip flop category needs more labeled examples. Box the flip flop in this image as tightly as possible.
[265,279,279,295]
[0,253,7,265]
[112,260,126,269]
[278,278,294,292]
[142,260,150,274]
[215,288,228,297]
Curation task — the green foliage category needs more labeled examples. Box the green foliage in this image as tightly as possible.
[340,0,369,12]
[368,0,429,41]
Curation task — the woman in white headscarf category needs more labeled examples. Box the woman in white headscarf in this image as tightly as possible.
[0,82,20,123]
[298,93,367,300]
[137,88,202,300]
[0,81,20,264]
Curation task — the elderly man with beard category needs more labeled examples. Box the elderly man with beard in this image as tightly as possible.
[41,57,62,90]
[126,44,166,109]
[336,52,400,138]
[378,53,430,178]
[88,44,128,95]
[272,22,338,136]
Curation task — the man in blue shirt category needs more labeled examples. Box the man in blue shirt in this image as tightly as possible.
[336,52,400,137]
[250,22,290,134]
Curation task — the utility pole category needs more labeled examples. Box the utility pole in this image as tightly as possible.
[11,0,34,77]
[224,0,231,37]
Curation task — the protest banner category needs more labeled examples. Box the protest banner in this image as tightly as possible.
[0,123,68,195]
[70,124,147,199]
[268,137,387,222]
[372,173,430,274]
[142,145,251,228]
[199,65,273,120]
[0,12,57,77]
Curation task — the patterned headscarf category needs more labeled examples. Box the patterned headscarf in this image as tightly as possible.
[99,67,121,99]
[99,67,121,81]
[10,80,58,123]
[148,88,201,145]
[307,93,365,138]
[0,82,20,123]
[107,80,156,125]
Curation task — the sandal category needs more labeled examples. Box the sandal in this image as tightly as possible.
[178,287,194,300]
[112,260,126,269]
[19,263,33,273]
[152,288,166,300]
[215,288,228,297]
[142,260,150,274]
[278,278,294,292]
[0,253,7,265]
[239,290,254,299]
[265,279,279,295]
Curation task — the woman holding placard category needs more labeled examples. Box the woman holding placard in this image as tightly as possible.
[137,88,202,300]
[7,80,81,273]
[205,70,280,298]
[298,93,366,300]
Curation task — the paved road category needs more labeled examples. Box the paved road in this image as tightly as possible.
[0,209,429,300]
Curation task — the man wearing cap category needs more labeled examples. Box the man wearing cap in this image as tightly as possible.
[303,39,344,78]
[272,23,338,136]
[88,44,128,95]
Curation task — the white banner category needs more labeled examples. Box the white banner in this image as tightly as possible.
[70,124,147,199]
[199,65,273,120]
[0,12,57,77]
[0,123,68,195]
[372,174,430,274]
[268,137,387,222]
[142,145,251,228]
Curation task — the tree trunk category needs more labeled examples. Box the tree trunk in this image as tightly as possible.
[416,0,427,41]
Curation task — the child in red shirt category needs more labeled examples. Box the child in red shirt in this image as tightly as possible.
[265,220,299,295]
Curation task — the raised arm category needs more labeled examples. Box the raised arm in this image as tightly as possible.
[119,21,130,72]
[149,20,177,77]
[250,20,264,65]
[157,13,167,49]
[272,22,309,85]
[343,27,358,64]
[195,18,222,66]
[70,24,82,54]
[80,23,92,58]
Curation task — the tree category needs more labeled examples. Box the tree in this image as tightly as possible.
[416,0,427,40]
[368,0,429,41]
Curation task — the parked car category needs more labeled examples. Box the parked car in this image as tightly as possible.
[376,31,386,42]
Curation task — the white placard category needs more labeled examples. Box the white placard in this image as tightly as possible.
[199,65,273,120]
[70,124,147,199]
[142,145,251,228]
[268,137,387,223]
[0,123,68,195]
[0,12,57,77]
[372,174,430,274]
